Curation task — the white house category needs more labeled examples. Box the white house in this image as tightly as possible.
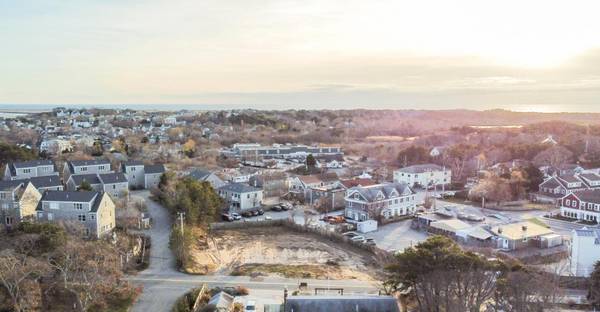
[571,228,600,276]
[218,183,263,213]
[344,182,416,222]
[393,164,451,188]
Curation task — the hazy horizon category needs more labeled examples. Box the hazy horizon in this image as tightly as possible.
[2,1,600,112]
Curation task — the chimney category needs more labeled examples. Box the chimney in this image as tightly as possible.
[522,225,528,231]
[498,228,502,234]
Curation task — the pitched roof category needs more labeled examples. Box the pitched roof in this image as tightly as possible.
[340,178,377,189]
[572,189,600,204]
[144,164,165,174]
[218,182,261,193]
[0,180,25,191]
[122,160,144,167]
[396,163,446,173]
[99,172,128,184]
[430,219,472,233]
[41,190,98,203]
[348,182,414,202]
[188,169,212,180]
[285,295,400,312]
[207,292,234,310]
[70,174,102,185]
[27,175,62,188]
[67,159,111,167]
[580,173,600,182]
[10,159,53,169]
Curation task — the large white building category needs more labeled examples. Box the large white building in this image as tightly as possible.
[571,228,600,276]
[344,182,416,222]
[218,183,263,213]
[393,164,451,188]
[559,189,600,223]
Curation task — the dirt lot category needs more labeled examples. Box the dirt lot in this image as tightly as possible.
[187,226,382,280]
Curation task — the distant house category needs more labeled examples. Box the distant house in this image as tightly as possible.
[559,189,600,223]
[36,191,115,238]
[315,154,345,169]
[63,159,112,180]
[66,173,128,198]
[393,164,451,188]
[218,183,263,213]
[490,221,558,250]
[120,161,165,189]
[571,228,600,277]
[0,181,41,228]
[143,164,165,189]
[188,169,226,189]
[3,159,57,180]
[40,139,72,154]
[284,295,400,312]
[430,146,446,158]
[289,173,339,196]
[344,182,416,221]
[339,178,377,190]
[534,173,600,204]
[249,173,288,197]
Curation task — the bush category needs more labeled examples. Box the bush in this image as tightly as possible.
[17,222,67,253]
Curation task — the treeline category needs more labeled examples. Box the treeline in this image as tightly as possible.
[0,142,38,163]
[385,236,571,311]
[152,173,222,226]
[0,222,139,312]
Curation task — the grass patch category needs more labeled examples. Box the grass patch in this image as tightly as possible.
[524,217,550,228]
[231,263,342,279]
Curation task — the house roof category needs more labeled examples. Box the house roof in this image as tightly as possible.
[70,174,102,185]
[218,182,261,193]
[572,189,600,204]
[430,219,471,233]
[340,178,377,189]
[539,177,561,189]
[490,221,554,240]
[67,159,111,167]
[41,190,98,203]
[188,169,212,180]
[27,175,62,188]
[0,180,25,191]
[99,172,128,184]
[573,228,600,237]
[397,163,445,174]
[348,182,413,202]
[207,292,234,310]
[144,164,165,174]
[580,173,600,182]
[10,159,53,169]
[558,175,582,184]
[122,160,144,167]
[285,295,400,312]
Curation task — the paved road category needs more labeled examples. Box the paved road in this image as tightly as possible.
[128,190,379,312]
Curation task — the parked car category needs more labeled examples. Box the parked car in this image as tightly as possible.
[364,238,376,246]
[350,235,366,242]
[342,231,358,238]
[265,215,272,220]
[221,213,233,222]
[245,301,256,312]
[251,210,259,216]
[231,213,242,220]
[257,208,264,215]
[271,205,283,212]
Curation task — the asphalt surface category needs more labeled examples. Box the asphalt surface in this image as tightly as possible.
[127,190,380,312]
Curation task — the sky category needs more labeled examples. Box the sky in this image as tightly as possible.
[1,0,600,112]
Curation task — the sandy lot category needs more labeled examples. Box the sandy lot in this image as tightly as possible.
[188,227,382,280]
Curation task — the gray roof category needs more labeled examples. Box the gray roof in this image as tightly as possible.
[580,173,600,182]
[27,176,62,188]
[188,169,212,180]
[70,174,102,185]
[99,172,128,184]
[574,228,599,237]
[0,180,26,191]
[573,189,600,204]
[122,160,144,167]
[218,182,261,193]
[67,159,111,172]
[41,190,98,203]
[144,164,165,174]
[10,159,53,169]
[285,296,400,312]
[348,182,414,202]
[207,292,234,310]
[397,163,445,173]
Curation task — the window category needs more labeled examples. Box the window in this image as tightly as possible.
[78,215,86,222]
[74,203,83,210]
[0,193,5,200]
[81,167,87,172]
[90,214,95,220]
[22,168,31,174]
[566,199,571,206]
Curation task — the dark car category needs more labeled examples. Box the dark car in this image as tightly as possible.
[242,211,253,218]
[221,213,234,222]
[281,203,290,211]
[271,205,283,212]
[251,210,259,216]
[257,208,265,215]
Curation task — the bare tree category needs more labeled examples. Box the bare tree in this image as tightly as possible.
[0,249,48,312]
